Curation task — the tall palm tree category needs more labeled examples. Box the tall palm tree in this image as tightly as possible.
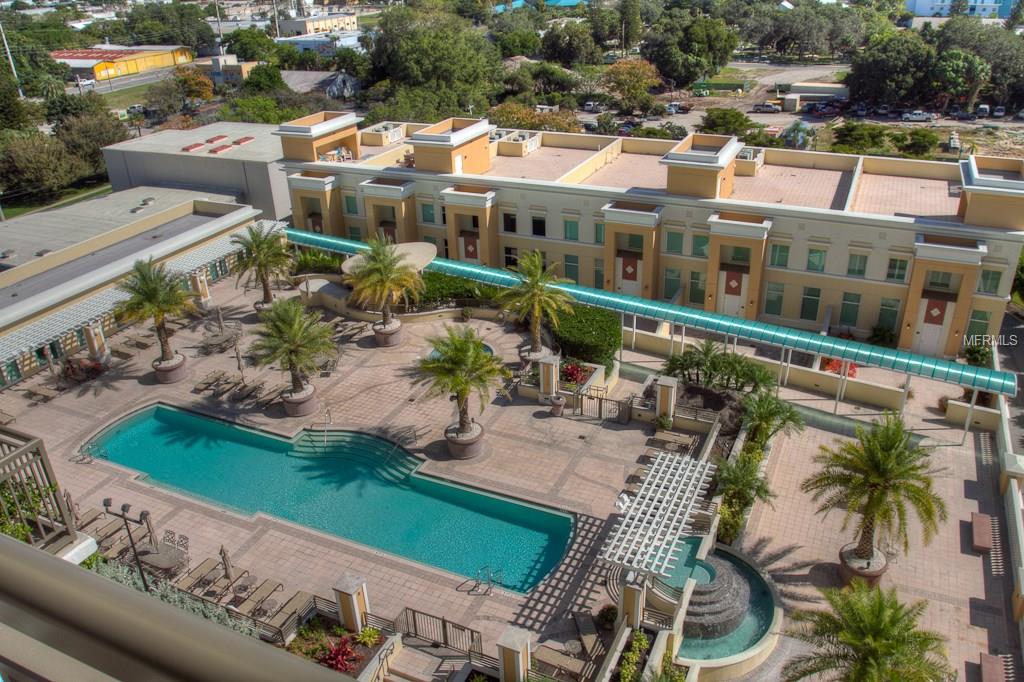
[801,412,947,563]
[715,452,774,512]
[742,392,805,448]
[497,250,574,355]
[232,223,293,305]
[116,258,196,363]
[249,299,335,393]
[417,326,511,436]
[38,75,64,101]
[692,339,723,387]
[343,233,424,328]
[783,579,953,682]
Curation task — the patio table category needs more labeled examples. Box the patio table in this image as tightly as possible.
[137,544,186,571]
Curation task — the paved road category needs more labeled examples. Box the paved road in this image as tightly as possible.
[726,59,850,85]
[66,66,175,96]
[997,313,1024,451]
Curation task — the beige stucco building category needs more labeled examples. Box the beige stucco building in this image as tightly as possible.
[278,12,357,36]
[276,112,1024,359]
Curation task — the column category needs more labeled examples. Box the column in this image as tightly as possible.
[332,575,370,632]
[445,206,459,261]
[655,375,678,420]
[538,355,560,404]
[498,626,532,682]
[190,271,211,309]
[641,229,658,299]
[619,571,646,628]
[83,324,109,363]
[705,235,723,313]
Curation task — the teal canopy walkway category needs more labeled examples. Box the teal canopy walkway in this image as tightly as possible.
[286,229,1017,397]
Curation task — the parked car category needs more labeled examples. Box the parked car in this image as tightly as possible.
[757,55,771,63]
[955,111,977,121]
[993,105,1006,118]
[617,127,632,136]
[1016,110,1024,121]
[76,77,95,87]
[126,104,145,116]
[666,101,689,114]
[582,121,598,132]
[852,104,868,117]
[583,101,603,113]
[752,103,782,113]
[901,110,934,122]
[976,104,991,117]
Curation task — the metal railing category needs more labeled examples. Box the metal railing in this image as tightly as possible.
[0,427,76,550]
[649,575,683,602]
[642,607,674,630]
[390,607,497,670]
[672,403,720,424]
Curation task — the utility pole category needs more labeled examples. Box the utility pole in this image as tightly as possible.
[0,21,23,98]
[270,0,281,38]
[213,0,224,47]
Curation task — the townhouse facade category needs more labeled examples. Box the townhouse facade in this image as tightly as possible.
[273,112,1021,359]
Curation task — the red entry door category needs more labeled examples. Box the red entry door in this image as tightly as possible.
[381,224,397,243]
[924,299,947,326]
[620,253,638,281]
[463,233,478,259]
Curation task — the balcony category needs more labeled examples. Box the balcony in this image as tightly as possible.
[708,211,772,240]
[440,185,496,209]
[914,233,987,266]
[287,172,337,193]
[601,201,663,228]
[359,177,415,200]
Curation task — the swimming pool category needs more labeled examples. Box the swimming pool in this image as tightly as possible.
[88,405,573,592]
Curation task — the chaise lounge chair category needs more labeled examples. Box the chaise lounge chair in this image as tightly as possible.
[176,557,219,593]
[193,371,226,393]
[264,591,313,629]
[231,381,264,403]
[534,645,586,680]
[573,613,600,659]
[255,384,289,409]
[237,579,284,618]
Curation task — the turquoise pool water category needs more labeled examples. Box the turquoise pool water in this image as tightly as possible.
[89,405,572,592]
[664,536,715,588]
[677,552,775,661]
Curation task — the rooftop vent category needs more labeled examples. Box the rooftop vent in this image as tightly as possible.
[0,250,15,259]
[206,134,228,144]
[208,144,233,155]
[181,143,205,153]
[233,136,255,145]
[142,197,156,206]
[35,249,51,257]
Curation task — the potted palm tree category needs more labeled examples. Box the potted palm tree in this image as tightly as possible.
[801,412,947,585]
[232,222,293,308]
[496,250,574,362]
[783,580,953,681]
[343,234,424,347]
[116,258,196,384]
[249,299,336,417]
[417,326,511,459]
[741,391,805,449]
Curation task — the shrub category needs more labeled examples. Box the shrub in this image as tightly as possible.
[655,415,673,431]
[868,326,897,347]
[293,250,342,275]
[964,341,992,368]
[550,304,621,371]
[317,637,362,672]
[619,630,650,682]
[560,360,588,385]
[420,271,480,304]
[716,501,743,544]
[596,604,618,630]
[354,626,382,648]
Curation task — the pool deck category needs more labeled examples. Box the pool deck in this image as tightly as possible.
[1,278,655,655]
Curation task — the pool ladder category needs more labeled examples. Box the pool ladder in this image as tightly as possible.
[472,566,503,595]
[312,407,333,449]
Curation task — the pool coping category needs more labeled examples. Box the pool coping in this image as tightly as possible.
[78,399,578,597]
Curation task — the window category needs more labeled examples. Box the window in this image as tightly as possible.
[800,287,820,321]
[564,220,579,241]
[663,267,681,300]
[564,254,579,282]
[769,244,789,268]
[423,235,437,246]
[966,310,991,338]
[421,203,435,224]
[878,297,900,332]
[688,271,706,305]
[594,258,604,289]
[441,206,447,225]
[347,226,361,241]
[886,258,908,282]
[595,222,605,244]
[531,216,546,237]
[344,194,358,215]
[978,270,1001,295]
[847,254,868,277]
[504,247,518,268]
[627,234,644,251]
[692,234,709,258]
[927,271,952,289]
[764,282,784,316]
[665,231,684,255]
[839,292,861,326]
[806,248,826,273]
[503,212,517,233]
[732,246,750,264]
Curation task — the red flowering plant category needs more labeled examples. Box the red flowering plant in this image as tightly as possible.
[560,361,588,386]
[317,637,363,673]
[822,358,858,378]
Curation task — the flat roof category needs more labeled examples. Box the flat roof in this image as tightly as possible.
[103,122,283,163]
[0,187,237,269]
[580,153,668,191]
[482,146,596,181]
[852,174,962,221]
[730,164,852,210]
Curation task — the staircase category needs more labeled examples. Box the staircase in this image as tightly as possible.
[682,555,750,638]
[289,430,420,485]
[385,646,467,682]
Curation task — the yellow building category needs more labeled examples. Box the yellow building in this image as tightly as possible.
[51,45,193,81]
[276,111,1024,359]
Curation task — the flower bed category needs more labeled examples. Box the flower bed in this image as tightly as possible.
[613,629,655,682]
[560,359,595,390]
[285,616,384,676]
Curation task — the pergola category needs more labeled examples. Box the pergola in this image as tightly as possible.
[599,450,717,577]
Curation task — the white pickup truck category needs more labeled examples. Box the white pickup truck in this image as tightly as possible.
[901,110,935,122]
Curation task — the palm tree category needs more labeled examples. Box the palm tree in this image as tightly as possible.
[343,233,424,329]
[232,223,293,305]
[742,392,805,448]
[38,75,64,101]
[715,452,774,513]
[783,579,953,682]
[496,250,574,355]
[800,412,947,564]
[249,299,335,394]
[691,339,723,387]
[417,326,511,437]
[116,258,196,363]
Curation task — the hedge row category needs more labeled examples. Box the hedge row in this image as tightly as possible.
[420,271,480,304]
[551,304,622,371]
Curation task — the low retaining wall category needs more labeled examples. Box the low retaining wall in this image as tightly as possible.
[946,399,1001,431]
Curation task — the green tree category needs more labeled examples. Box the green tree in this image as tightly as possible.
[641,13,737,86]
[244,64,287,93]
[115,259,196,363]
[224,27,278,62]
[145,79,187,120]
[331,47,370,80]
[249,299,336,393]
[949,0,969,15]
[231,223,293,305]
[417,326,511,435]
[783,580,953,681]
[741,391,804,448]
[174,66,214,100]
[36,74,65,101]
[0,76,29,130]
[699,108,756,136]
[847,31,935,103]
[497,249,575,354]
[933,48,990,110]
[343,234,425,329]
[937,17,1024,103]
[621,0,642,49]
[495,27,542,57]
[801,412,947,563]
[44,91,107,125]
[274,43,301,69]
[715,451,774,513]
[219,96,306,124]
[896,128,939,158]
[775,5,830,59]
[55,112,130,175]
[541,21,602,66]
[600,58,659,113]
[487,102,580,132]
[595,112,618,134]
[0,133,87,201]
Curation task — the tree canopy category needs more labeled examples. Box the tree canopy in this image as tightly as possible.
[640,13,737,87]
[223,27,277,62]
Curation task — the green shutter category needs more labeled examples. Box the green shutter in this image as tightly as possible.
[564,254,579,282]
[839,292,861,326]
[627,234,644,250]
[594,258,604,289]
[595,223,605,244]
[663,268,681,300]
[764,282,784,315]
[877,298,900,332]
[564,220,579,241]
[688,272,706,304]
[847,254,867,277]
[979,270,1001,295]
[347,226,361,241]
[807,249,826,272]
[666,232,683,255]
[966,310,991,337]
[769,244,789,267]
[800,287,820,320]
[421,203,435,224]
[344,195,358,215]
[692,235,709,258]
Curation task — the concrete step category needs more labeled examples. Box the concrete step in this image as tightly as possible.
[385,646,444,682]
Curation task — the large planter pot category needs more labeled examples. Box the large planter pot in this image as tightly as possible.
[549,395,566,417]
[838,542,888,587]
[152,354,187,384]
[373,319,403,348]
[444,422,485,459]
[282,384,318,417]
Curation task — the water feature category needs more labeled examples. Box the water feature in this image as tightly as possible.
[428,343,494,360]
[664,536,715,588]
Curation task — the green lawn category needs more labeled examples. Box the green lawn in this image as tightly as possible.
[2,182,112,221]
[357,13,379,29]
[101,82,155,111]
